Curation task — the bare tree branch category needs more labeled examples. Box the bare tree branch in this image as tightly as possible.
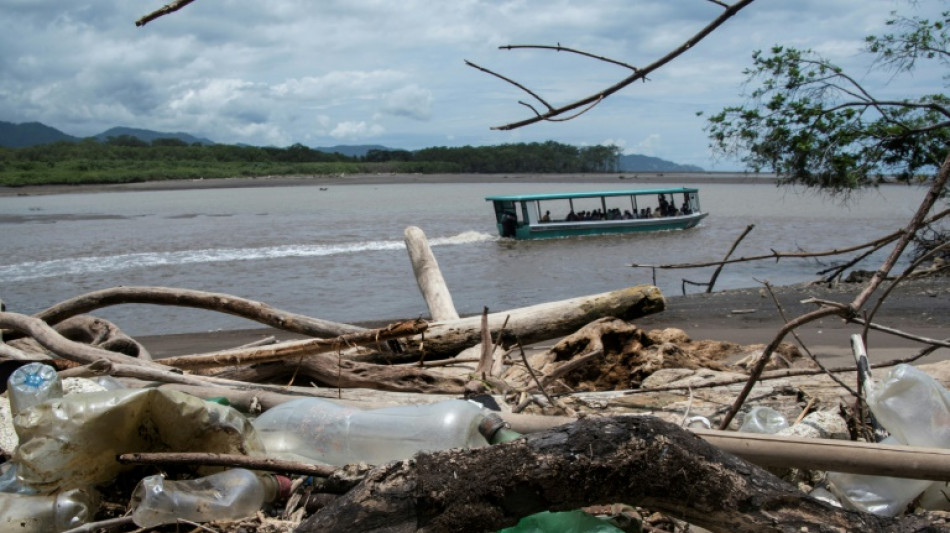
[136,0,197,27]
[470,0,756,130]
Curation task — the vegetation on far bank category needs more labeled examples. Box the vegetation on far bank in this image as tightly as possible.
[0,136,623,187]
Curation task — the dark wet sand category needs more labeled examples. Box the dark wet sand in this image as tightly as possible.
[136,277,950,370]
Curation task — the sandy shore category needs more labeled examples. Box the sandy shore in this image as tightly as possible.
[137,276,950,369]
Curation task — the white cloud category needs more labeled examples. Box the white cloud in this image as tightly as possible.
[330,120,385,140]
[0,0,945,168]
[381,85,433,120]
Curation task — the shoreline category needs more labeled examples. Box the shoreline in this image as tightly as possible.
[137,277,950,368]
[0,171,778,197]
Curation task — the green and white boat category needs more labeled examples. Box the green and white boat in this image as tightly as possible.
[486,187,708,240]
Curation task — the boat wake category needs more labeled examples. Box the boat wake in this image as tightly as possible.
[1,231,497,282]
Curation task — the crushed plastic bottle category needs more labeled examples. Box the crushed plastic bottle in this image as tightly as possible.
[130,468,288,528]
[13,388,263,493]
[7,362,63,415]
[738,406,789,434]
[252,398,490,465]
[0,488,98,532]
[827,359,950,516]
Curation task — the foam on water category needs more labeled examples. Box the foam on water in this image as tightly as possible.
[1,231,498,282]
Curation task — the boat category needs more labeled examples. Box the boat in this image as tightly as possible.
[485,186,708,240]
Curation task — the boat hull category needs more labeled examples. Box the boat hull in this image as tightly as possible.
[496,212,708,240]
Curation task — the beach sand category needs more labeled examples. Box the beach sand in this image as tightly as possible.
[135,276,950,371]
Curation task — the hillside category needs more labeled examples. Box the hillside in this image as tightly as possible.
[0,120,704,172]
[0,121,79,147]
[618,153,704,172]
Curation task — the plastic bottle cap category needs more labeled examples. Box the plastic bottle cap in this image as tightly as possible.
[274,475,293,501]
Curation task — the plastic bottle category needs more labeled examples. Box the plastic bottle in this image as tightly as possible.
[826,363,950,516]
[0,488,98,532]
[7,362,62,415]
[251,398,490,465]
[738,406,789,434]
[130,468,287,528]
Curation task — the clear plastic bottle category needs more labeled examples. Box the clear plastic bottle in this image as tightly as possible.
[826,363,950,516]
[251,398,490,465]
[738,406,789,434]
[7,362,62,415]
[0,488,98,532]
[130,468,285,528]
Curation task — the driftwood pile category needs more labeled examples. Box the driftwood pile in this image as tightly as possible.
[1,225,949,532]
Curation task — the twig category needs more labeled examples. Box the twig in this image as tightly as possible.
[760,279,858,398]
[472,0,756,130]
[705,224,755,293]
[61,516,136,533]
[628,209,948,270]
[517,340,557,408]
[117,452,337,478]
[135,0,196,27]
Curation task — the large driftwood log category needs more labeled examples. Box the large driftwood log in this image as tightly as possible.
[404,226,459,321]
[300,415,945,533]
[401,284,665,360]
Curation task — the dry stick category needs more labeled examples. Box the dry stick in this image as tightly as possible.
[816,241,885,283]
[629,209,949,270]
[760,280,859,398]
[864,240,950,330]
[476,307,493,376]
[135,0,196,27]
[718,152,950,430]
[61,516,136,533]
[705,223,755,293]
[159,320,427,370]
[490,315,512,377]
[516,341,557,410]
[472,0,755,130]
[117,452,337,478]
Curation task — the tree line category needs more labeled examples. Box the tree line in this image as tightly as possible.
[0,136,621,187]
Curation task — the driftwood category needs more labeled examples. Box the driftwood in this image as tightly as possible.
[205,355,467,394]
[403,284,665,360]
[404,226,460,321]
[7,285,366,342]
[160,319,428,370]
[299,415,946,533]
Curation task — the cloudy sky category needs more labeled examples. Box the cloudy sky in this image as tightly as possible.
[0,0,944,169]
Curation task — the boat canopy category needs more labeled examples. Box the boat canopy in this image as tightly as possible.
[484,187,700,203]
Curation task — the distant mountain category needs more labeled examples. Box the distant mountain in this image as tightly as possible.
[0,121,79,147]
[313,144,391,158]
[618,153,704,172]
[94,126,214,146]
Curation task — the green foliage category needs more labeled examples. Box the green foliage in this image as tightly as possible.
[0,139,622,187]
[705,5,950,193]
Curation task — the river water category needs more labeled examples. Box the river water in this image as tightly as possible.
[0,178,931,336]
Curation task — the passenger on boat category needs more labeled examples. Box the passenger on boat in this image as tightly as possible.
[566,210,579,221]
[541,210,551,222]
[623,210,634,219]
